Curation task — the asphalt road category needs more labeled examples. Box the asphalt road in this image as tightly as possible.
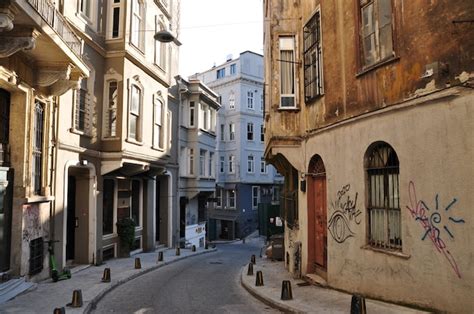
[92,241,280,313]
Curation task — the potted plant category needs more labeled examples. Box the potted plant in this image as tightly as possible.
[116,217,135,257]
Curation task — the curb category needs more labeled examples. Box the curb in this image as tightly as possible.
[240,266,299,314]
[84,248,218,313]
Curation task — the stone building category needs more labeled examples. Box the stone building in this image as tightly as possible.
[263,0,473,312]
[0,0,88,281]
[194,51,283,240]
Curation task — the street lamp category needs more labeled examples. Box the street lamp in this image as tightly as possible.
[154,29,179,44]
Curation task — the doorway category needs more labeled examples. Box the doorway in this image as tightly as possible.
[66,176,75,261]
[307,155,327,277]
[0,88,11,273]
[155,180,161,243]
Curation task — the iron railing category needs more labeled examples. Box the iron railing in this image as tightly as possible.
[27,0,82,56]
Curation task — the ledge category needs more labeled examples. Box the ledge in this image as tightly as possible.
[361,245,411,259]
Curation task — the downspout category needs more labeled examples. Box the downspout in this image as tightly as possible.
[50,98,59,243]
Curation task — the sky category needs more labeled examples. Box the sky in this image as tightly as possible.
[179,0,263,77]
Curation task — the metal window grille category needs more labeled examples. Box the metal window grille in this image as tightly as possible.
[366,142,401,250]
[29,237,44,275]
[304,11,323,102]
[75,88,87,131]
[32,102,44,195]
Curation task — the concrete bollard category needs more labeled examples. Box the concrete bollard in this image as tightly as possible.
[350,294,367,314]
[205,243,209,249]
[134,257,142,269]
[255,270,264,286]
[157,251,164,262]
[101,268,111,282]
[192,245,196,252]
[53,307,66,314]
[67,289,83,307]
[280,280,293,300]
[176,247,181,256]
[247,262,254,276]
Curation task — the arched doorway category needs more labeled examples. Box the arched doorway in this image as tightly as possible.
[307,155,327,277]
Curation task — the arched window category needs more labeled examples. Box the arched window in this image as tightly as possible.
[365,142,401,250]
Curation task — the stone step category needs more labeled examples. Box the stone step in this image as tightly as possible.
[0,278,35,304]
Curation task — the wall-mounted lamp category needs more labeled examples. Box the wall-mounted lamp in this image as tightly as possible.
[79,159,88,166]
[300,179,306,193]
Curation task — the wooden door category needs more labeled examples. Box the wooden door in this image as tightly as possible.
[314,175,327,269]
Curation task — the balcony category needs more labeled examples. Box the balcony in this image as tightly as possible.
[0,0,89,95]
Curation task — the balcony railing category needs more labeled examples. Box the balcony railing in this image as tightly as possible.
[27,0,82,57]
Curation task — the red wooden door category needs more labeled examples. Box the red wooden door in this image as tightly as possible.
[314,175,327,269]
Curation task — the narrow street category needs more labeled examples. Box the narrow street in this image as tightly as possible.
[92,241,280,313]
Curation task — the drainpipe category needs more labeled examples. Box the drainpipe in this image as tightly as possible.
[50,98,59,244]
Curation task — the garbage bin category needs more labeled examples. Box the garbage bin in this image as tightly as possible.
[270,234,284,261]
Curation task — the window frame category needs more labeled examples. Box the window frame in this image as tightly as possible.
[252,186,260,209]
[128,83,142,142]
[130,0,145,51]
[247,122,254,141]
[216,68,225,79]
[219,155,225,173]
[228,155,235,173]
[247,91,254,109]
[107,0,123,40]
[358,0,395,70]
[229,123,235,141]
[279,36,297,109]
[260,157,267,174]
[247,155,254,173]
[227,189,236,208]
[303,9,324,103]
[365,141,401,251]
[189,101,195,127]
[32,100,45,195]
[154,17,167,70]
[229,91,235,109]
[153,96,165,150]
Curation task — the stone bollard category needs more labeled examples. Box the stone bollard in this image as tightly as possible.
[350,294,367,314]
[134,257,141,269]
[247,262,254,276]
[176,247,181,256]
[251,254,256,264]
[67,289,83,308]
[157,251,164,262]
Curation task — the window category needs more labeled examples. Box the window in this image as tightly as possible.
[228,190,235,208]
[220,156,225,173]
[247,155,254,173]
[74,87,87,132]
[188,148,194,175]
[79,0,92,19]
[155,18,167,69]
[103,179,115,235]
[304,10,324,102]
[220,124,225,141]
[247,91,254,109]
[107,0,122,39]
[260,94,264,111]
[260,157,267,173]
[247,123,254,141]
[105,81,118,137]
[129,85,141,141]
[130,0,144,50]
[154,97,164,149]
[230,64,236,75]
[208,153,214,177]
[199,150,206,176]
[216,68,225,79]
[229,123,235,141]
[252,186,259,209]
[272,186,280,203]
[189,101,195,127]
[260,124,264,142]
[279,37,296,108]
[216,188,222,207]
[201,104,208,130]
[131,180,141,226]
[32,101,44,195]
[167,110,172,149]
[228,155,235,173]
[359,0,394,68]
[229,91,235,109]
[365,142,400,250]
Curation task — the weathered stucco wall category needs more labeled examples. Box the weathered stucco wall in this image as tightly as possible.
[273,89,473,312]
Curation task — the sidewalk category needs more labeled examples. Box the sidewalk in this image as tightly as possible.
[0,246,216,314]
[241,255,431,314]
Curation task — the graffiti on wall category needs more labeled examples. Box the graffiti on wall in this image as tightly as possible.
[407,181,464,278]
[22,204,41,242]
[328,184,361,243]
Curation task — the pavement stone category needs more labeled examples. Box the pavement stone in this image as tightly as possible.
[241,253,432,314]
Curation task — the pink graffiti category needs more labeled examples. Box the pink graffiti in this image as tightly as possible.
[407,181,461,278]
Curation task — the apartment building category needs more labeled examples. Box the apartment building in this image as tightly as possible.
[174,76,220,247]
[54,0,181,266]
[263,0,473,312]
[0,0,89,281]
[194,51,283,240]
